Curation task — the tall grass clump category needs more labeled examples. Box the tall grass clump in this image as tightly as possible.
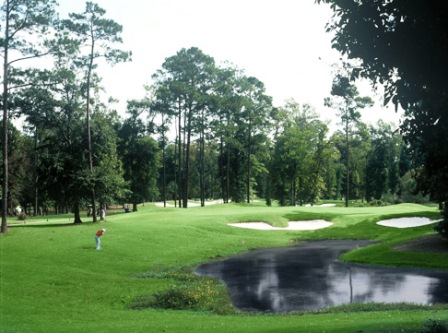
[130,268,234,314]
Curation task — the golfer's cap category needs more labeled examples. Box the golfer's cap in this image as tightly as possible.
[102,228,106,232]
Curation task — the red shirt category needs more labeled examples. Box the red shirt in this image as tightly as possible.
[96,230,104,237]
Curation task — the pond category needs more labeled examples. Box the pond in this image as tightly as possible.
[196,240,448,312]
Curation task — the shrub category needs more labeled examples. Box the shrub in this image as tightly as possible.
[140,286,198,310]
[420,319,448,333]
[434,204,448,240]
[369,199,387,207]
[129,269,235,314]
[17,212,27,221]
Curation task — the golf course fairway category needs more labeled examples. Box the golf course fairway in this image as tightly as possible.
[1,202,447,332]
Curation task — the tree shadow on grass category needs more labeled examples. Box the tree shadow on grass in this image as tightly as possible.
[8,220,97,228]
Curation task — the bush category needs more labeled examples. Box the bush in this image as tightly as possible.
[420,319,448,333]
[434,202,448,239]
[369,199,387,207]
[129,269,235,314]
[139,286,198,310]
[434,205,448,240]
[434,219,448,240]
[17,212,27,221]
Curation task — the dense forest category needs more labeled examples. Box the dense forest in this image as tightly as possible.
[0,1,445,235]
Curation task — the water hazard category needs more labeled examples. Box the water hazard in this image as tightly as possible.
[196,240,448,312]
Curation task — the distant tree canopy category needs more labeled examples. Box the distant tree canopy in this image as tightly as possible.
[1,42,419,228]
[2,1,441,234]
[326,68,374,207]
[316,0,448,108]
[317,0,448,237]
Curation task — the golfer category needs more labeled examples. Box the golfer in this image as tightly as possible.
[95,228,106,250]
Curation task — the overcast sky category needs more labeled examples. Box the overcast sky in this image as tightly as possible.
[57,0,402,131]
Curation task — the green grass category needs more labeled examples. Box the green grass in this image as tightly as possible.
[1,202,448,332]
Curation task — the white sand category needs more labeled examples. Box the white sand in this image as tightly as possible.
[228,220,333,230]
[377,217,442,229]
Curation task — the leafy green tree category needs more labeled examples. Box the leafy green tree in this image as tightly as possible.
[316,0,448,235]
[15,80,60,215]
[316,0,448,110]
[1,0,57,232]
[238,76,272,203]
[321,143,342,200]
[325,71,373,206]
[162,144,178,202]
[271,101,327,206]
[350,122,371,202]
[36,102,89,223]
[152,47,215,207]
[153,100,171,207]
[304,120,331,204]
[331,121,370,203]
[0,121,32,215]
[328,131,346,201]
[90,111,128,220]
[202,140,220,200]
[116,104,161,211]
[388,134,402,203]
[128,136,161,210]
[210,70,272,204]
[13,133,35,215]
[18,65,126,223]
[152,53,273,206]
[211,65,240,204]
[61,1,131,221]
[366,123,390,201]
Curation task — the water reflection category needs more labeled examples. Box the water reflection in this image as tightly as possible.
[196,240,448,312]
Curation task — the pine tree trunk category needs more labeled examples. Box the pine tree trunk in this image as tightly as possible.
[177,100,183,208]
[247,119,251,204]
[87,33,97,222]
[162,113,167,207]
[73,202,82,224]
[1,1,10,233]
[200,110,205,206]
[183,106,192,208]
[345,118,350,208]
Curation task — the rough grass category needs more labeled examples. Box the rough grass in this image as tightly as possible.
[1,202,448,332]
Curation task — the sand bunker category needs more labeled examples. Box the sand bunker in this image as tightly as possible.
[155,200,224,207]
[228,220,333,230]
[377,217,442,229]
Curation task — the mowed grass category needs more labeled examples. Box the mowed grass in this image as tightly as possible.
[1,203,448,333]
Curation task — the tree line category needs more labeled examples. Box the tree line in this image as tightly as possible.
[0,1,442,235]
[316,0,448,238]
